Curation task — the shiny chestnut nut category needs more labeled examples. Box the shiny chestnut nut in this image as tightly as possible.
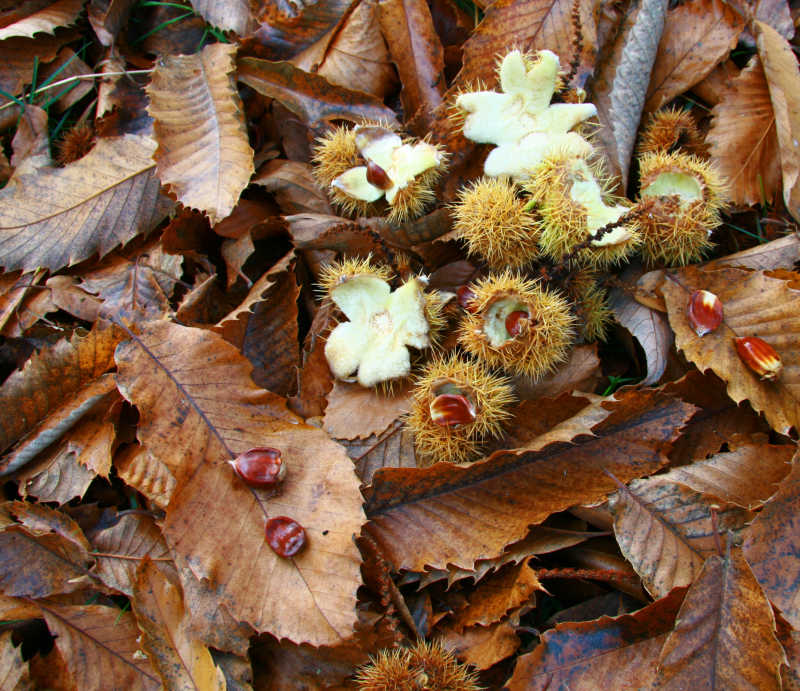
[687,290,723,337]
[230,448,286,488]
[430,393,477,427]
[456,285,479,313]
[366,160,393,190]
[265,516,307,558]
[734,336,782,381]
[505,310,530,337]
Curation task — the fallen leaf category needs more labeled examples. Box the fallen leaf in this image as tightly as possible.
[439,619,521,670]
[133,559,227,691]
[252,159,333,215]
[114,444,176,510]
[511,344,601,400]
[115,321,366,645]
[324,380,412,441]
[147,43,255,224]
[743,456,800,630]
[609,477,753,598]
[507,588,685,690]
[654,544,785,689]
[708,55,781,207]
[661,266,800,435]
[364,389,695,571]
[345,419,418,484]
[755,21,800,222]
[190,0,252,35]
[87,0,137,46]
[644,0,744,113]
[0,0,85,40]
[41,602,161,691]
[0,134,171,273]
[0,630,29,690]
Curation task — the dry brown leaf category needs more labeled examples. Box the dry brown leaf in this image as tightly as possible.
[609,284,672,386]
[661,266,800,435]
[0,630,29,691]
[11,104,50,173]
[0,0,84,40]
[706,232,800,272]
[37,48,93,113]
[644,0,744,113]
[0,33,71,115]
[364,389,695,571]
[133,559,227,691]
[0,502,95,598]
[743,457,800,630]
[755,21,800,222]
[591,0,667,186]
[88,0,137,46]
[147,43,254,225]
[345,420,418,484]
[655,440,794,509]
[708,56,781,207]
[87,511,172,597]
[114,444,176,510]
[377,0,444,132]
[439,619,521,670]
[654,544,785,689]
[41,602,161,691]
[324,380,412,441]
[0,324,125,476]
[190,0,252,35]
[313,0,397,100]
[609,477,753,598]
[0,134,171,273]
[252,159,333,215]
[507,588,684,690]
[115,321,365,645]
[511,344,601,401]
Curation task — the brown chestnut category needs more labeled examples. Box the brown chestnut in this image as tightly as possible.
[265,516,307,558]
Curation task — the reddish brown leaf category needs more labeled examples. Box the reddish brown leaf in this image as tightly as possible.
[661,266,800,435]
[237,57,398,127]
[609,477,752,598]
[644,0,744,113]
[439,619,521,670]
[377,0,445,132]
[511,344,601,401]
[324,380,412,441]
[364,389,695,571]
[654,545,785,689]
[743,456,800,630]
[115,321,365,645]
[507,588,685,690]
[41,603,161,691]
[88,0,137,46]
[252,159,333,215]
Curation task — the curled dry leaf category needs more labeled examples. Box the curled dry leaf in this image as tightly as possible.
[324,380,413,441]
[609,477,753,599]
[0,323,125,476]
[133,559,227,691]
[644,0,744,113]
[364,390,695,571]
[708,56,781,207]
[438,619,521,670]
[743,456,800,630]
[661,266,800,435]
[0,630,29,690]
[147,43,255,225]
[41,602,160,691]
[114,321,366,646]
[114,444,176,510]
[654,544,786,689]
[0,0,85,40]
[0,134,171,273]
[507,588,685,690]
[189,0,253,35]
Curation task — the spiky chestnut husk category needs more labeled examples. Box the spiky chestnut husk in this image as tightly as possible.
[317,255,394,299]
[458,271,576,378]
[637,107,706,157]
[525,153,640,268]
[354,640,483,691]
[56,122,95,165]
[451,176,539,268]
[637,151,728,266]
[567,269,613,341]
[424,289,450,347]
[406,353,515,466]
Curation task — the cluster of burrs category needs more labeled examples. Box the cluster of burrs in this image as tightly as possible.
[311,49,729,467]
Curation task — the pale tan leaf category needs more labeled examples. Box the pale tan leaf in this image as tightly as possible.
[0,324,125,476]
[654,545,785,689]
[41,603,161,691]
[189,0,252,35]
[645,0,744,113]
[0,0,84,40]
[0,630,30,691]
[133,560,226,691]
[706,232,800,272]
[324,380,412,441]
[708,56,781,207]
[0,134,171,273]
[592,0,668,186]
[115,321,365,646]
[114,444,176,510]
[439,620,521,670]
[88,511,172,597]
[743,457,800,630]
[661,266,800,435]
[756,21,800,222]
[147,43,254,224]
[11,104,50,172]
[656,441,794,509]
[17,444,96,505]
[609,477,753,598]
